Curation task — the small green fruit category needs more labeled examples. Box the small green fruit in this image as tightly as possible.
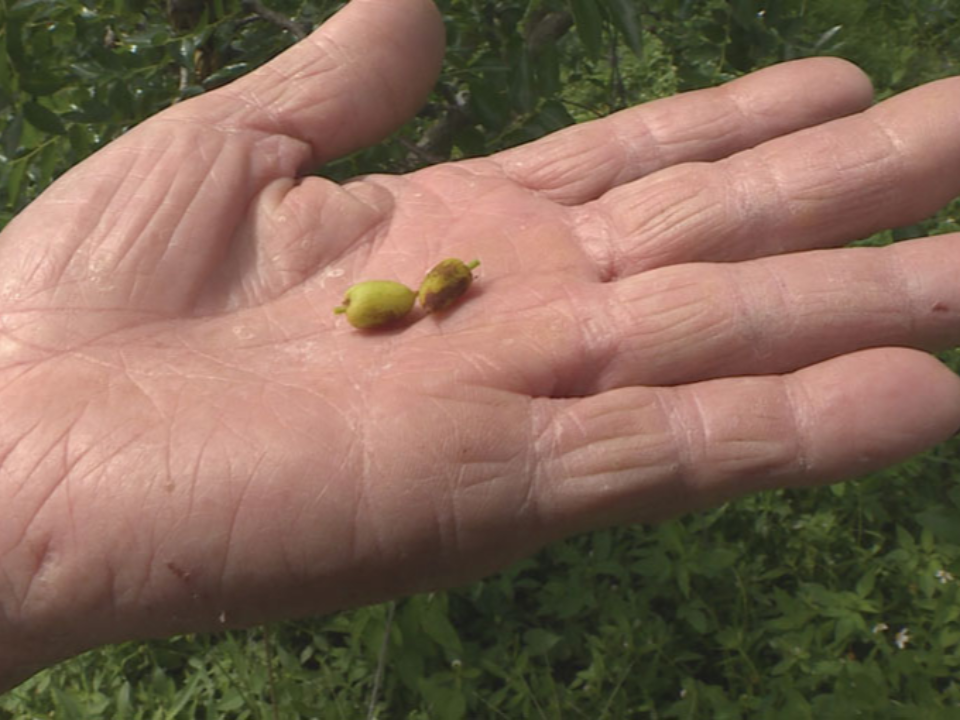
[418,259,480,313]
[333,280,417,329]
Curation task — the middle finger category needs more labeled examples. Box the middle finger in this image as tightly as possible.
[424,235,960,397]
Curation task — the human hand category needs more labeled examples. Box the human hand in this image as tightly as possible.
[4,0,960,690]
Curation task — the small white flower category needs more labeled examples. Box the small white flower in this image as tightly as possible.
[936,569,955,584]
[895,627,911,650]
[872,623,889,634]
[679,688,687,699]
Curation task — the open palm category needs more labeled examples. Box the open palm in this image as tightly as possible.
[4,0,960,689]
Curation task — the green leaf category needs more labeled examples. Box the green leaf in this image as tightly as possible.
[569,0,604,59]
[108,82,134,119]
[68,123,92,158]
[855,569,877,598]
[0,35,15,96]
[730,0,763,29]
[9,0,49,21]
[5,159,28,209]
[20,70,64,97]
[602,0,643,57]
[469,78,510,129]
[915,508,960,545]
[527,99,575,136]
[420,598,462,654]
[418,676,467,720]
[510,48,536,112]
[524,628,561,656]
[678,603,709,633]
[23,101,66,135]
[63,99,112,124]
[534,40,561,96]
[2,112,23,157]
[37,139,61,190]
[50,686,84,720]
[5,20,27,73]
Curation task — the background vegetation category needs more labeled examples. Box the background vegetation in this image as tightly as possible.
[3,0,960,717]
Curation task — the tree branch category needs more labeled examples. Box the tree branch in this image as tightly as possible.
[242,0,310,41]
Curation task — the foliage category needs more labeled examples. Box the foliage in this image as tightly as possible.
[3,0,960,717]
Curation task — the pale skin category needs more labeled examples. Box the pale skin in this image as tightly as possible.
[3,0,960,692]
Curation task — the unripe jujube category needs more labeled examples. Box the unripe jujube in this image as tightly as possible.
[334,258,480,330]
[418,259,480,313]
[333,280,416,329]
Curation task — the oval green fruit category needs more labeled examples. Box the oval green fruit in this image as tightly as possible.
[333,280,416,329]
[418,258,480,313]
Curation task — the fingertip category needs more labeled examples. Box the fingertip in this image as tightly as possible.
[815,56,875,110]
[728,56,874,131]
[792,56,874,106]
[796,347,960,479]
[881,348,960,442]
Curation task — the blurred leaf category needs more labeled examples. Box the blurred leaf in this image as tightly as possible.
[916,508,960,545]
[0,37,15,96]
[855,569,877,598]
[524,628,561,656]
[20,71,64,97]
[469,77,510,129]
[417,676,467,720]
[23,101,66,135]
[2,112,23,157]
[678,603,710,633]
[536,99,575,132]
[5,159,27,209]
[420,599,463,654]
[63,98,112,123]
[5,20,27,72]
[731,0,763,29]
[603,0,643,57]
[37,139,61,189]
[108,83,134,119]
[570,0,604,59]
[67,123,94,160]
[9,0,49,20]
[510,48,536,112]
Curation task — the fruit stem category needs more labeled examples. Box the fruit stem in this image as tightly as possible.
[333,306,347,314]
[466,259,480,270]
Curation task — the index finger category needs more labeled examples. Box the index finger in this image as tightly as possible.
[493,57,874,205]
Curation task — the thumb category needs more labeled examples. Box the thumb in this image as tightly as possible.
[188,0,446,165]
